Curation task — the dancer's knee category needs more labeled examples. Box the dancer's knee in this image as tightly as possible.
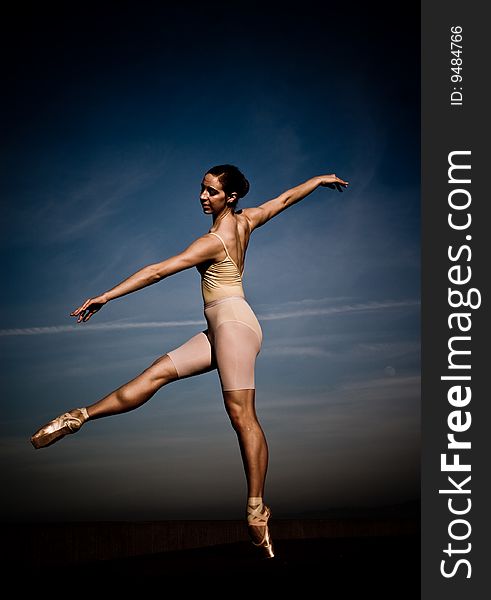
[228,411,258,433]
[113,355,178,409]
[224,393,258,433]
[146,354,179,386]
[129,354,178,391]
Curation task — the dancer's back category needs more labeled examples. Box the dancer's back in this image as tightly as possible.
[198,211,253,304]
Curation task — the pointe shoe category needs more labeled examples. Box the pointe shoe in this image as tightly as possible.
[247,498,275,559]
[30,408,89,449]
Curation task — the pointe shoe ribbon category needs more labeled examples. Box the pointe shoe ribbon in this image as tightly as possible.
[247,498,275,558]
[247,502,271,526]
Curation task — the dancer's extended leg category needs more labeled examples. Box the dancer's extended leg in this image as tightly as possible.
[31,330,216,448]
[86,354,179,419]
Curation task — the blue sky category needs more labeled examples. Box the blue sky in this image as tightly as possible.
[1,3,420,520]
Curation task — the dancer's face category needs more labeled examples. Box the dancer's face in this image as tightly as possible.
[200,173,235,215]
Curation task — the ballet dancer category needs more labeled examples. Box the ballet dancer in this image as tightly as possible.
[30,164,348,558]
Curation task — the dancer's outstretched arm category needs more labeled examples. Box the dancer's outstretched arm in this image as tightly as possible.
[243,173,348,232]
[70,234,223,323]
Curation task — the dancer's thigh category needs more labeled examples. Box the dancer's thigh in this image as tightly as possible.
[214,321,261,392]
[166,330,217,379]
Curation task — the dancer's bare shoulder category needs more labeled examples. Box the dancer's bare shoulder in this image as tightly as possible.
[240,206,269,233]
[235,208,254,237]
[234,210,254,248]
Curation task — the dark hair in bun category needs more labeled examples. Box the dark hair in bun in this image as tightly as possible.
[206,164,250,206]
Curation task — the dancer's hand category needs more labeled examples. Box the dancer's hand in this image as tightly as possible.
[318,174,349,192]
[70,294,108,323]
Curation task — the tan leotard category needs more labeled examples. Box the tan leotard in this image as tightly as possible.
[166,231,262,392]
[201,232,245,304]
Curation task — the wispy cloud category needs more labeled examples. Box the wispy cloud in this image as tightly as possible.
[258,374,421,411]
[0,319,206,337]
[258,299,419,321]
[262,345,335,357]
[0,298,419,337]
[11,146,172,246]
[262,339,420,360]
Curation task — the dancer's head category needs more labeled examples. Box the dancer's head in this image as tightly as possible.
[200,164,249,214]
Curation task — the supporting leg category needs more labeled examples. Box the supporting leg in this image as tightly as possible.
[223,388,274,557]
[222,388,269,498]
